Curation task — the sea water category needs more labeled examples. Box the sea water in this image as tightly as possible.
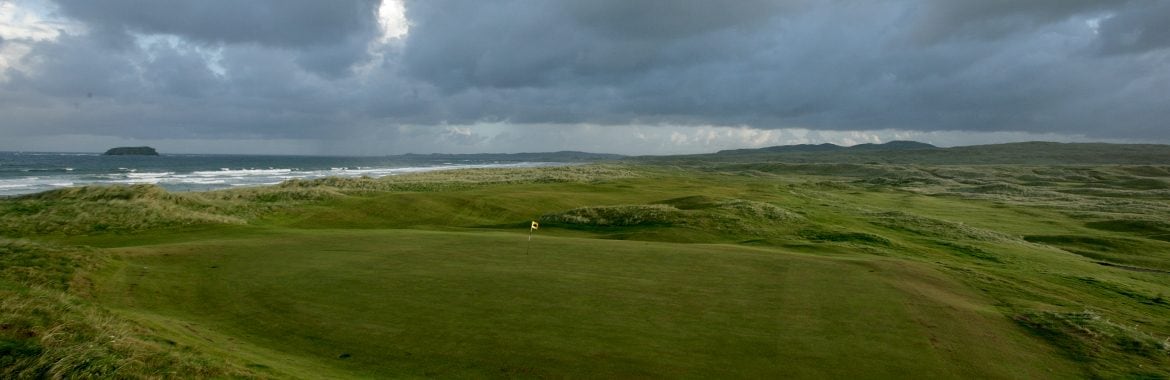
[0,152,559,196]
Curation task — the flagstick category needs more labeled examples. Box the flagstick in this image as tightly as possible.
[527,220,538,255]
[526,218,535,254]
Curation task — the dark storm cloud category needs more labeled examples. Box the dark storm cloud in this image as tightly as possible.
[51,0,382,47]
[910,0,1120,43]
[48,0,384,76]
[392,0,1169,138]
[401,0,803,90]
[5,33,143,98]
[1097,1,1170,55]
[1,0,1169,153]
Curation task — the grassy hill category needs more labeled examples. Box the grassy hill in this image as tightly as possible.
[644,141,1170,165]
[3,148,1170,378]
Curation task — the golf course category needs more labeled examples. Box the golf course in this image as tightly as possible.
[4,143,1170,378]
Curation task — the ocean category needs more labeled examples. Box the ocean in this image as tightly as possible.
[0,152,560,196]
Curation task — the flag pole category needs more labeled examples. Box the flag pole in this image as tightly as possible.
[527,220,538,255]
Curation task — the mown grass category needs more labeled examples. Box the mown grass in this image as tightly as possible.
[96,230,1077,378]
[3,162,1170,378]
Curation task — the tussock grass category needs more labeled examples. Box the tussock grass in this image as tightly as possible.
[1086,219,1170,235]
[958,183,1043,196]
[797,229,891,247]
[540,204,681,227]
[1120,166,1170,177]
[1014,310,1170,378]
[868,211,1018,242]
[1,287,253,379]
[703,163,912,178]
[930,240,1003,263]
[0,185,248,236]
[0,239,255,378]
[281,164,638,193]
[0,165,638,237]
[540,197,803,240]
[853,175,943,187]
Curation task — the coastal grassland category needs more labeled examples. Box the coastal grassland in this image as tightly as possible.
[2,163,1170,378]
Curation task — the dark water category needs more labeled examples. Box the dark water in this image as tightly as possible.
[0,152,554,196]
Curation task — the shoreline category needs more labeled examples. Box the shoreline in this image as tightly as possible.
[0,161,571,198]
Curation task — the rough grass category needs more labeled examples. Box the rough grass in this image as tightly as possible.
[0,184,350,236]
[280,164,638,193]
[0,166,639,237]
[1014,310,1170,378]
[0,186,246,236]
[539,197,803,240]
[0,239,256,378]
[868,210,1019,243]
[797,228,892,247]
[1023,235,1170,271]
[540,204,682,227]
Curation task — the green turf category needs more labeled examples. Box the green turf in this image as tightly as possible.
[95,230,1076,378]
[4,161,1170,378]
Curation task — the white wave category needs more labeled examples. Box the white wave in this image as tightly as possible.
[127,172,173,178]
[229,181,283,187]
[0,183,32,190]
[0,162,560,196]
[189,168,293,177]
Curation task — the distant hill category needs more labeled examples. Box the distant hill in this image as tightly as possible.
[104,146,159,156]
[400,151,624,162]
[716,141,936,155]
[640,141,1170,165]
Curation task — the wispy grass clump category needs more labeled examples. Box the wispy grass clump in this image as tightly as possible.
[0,184,351,236]
[868,211,1018,242]
[0,166,638,236]
[281,165,639,193]
[931,240,1002,263]
[1014,309,1170,378]
[798,229,892,247]
[957,183,1042,196]
[0,185,246,236]
[540,197,803,239]
[541,204,681,227]
[854,176,943,187]
[0,239,94,291]
[0,239,256,378]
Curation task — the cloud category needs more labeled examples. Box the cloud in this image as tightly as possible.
[1097,2,1170,55]
[49,0,384,76]
[909,0,1119,44]
[0,0,1167,155]
[51,0,382,48]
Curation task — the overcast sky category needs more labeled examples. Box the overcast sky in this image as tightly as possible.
[1,0,1167,155]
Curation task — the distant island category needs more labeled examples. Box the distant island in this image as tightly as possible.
[103,146,159,156]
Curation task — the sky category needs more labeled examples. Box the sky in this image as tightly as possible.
[0,0,1167,155]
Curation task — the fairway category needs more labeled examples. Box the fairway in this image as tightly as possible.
[97,229,1075,378]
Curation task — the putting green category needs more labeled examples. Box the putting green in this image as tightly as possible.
[97,229,1077,378]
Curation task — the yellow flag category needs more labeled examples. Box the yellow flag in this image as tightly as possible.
[531,221,539,230]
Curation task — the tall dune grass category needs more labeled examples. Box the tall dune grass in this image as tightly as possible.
[0,165,639,236]
[0,239,256,378]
